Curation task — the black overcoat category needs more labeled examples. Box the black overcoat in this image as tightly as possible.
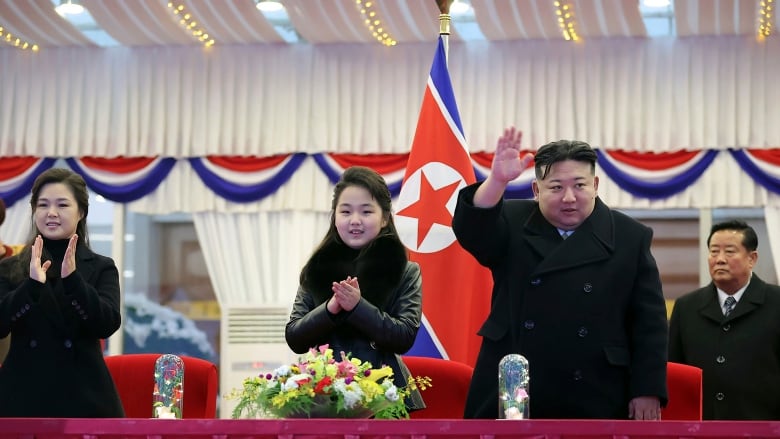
[669,274,780,420]
[453,183,668,419]
[0,243,124,417]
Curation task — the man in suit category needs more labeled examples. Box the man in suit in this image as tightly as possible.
[453,128,668,420]
[669,220,780,420]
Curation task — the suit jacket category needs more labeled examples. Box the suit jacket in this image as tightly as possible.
[0,243,124,417]
[669,274,780,420]
[285,235,425,410]
[453,183,668,419]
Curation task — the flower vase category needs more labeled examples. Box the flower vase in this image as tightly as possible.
[498,354,529,420]
[153,354,184,419]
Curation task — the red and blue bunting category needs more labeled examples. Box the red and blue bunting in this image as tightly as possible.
[66,157,177,203]
[0,157,57,205]
[0,149,779,207]
[730,149,780,195]
[596,150,719,199]
[188,153,307,203]
[312,153,409,197]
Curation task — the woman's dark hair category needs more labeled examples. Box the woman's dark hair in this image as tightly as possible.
[0,169,92,283]
[300,166,402,281]
[534,140,598,180]
[707,220,758,252]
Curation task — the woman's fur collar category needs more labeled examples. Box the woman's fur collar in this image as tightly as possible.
[301,235,408,310]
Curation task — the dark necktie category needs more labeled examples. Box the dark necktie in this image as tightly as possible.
[723,296,736,317]
[561,231,571,239]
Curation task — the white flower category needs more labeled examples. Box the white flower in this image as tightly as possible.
[274,365,291,377]
[384,386,399,402]
[281,373,310,391]
[333,381,364,409]
[504,406,523,419]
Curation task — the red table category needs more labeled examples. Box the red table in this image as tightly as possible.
[1,419,780,439]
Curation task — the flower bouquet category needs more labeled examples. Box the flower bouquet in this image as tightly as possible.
[227,345,431,419]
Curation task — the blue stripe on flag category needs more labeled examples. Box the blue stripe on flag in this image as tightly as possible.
[405,319,444,359]
[429,36,464,136]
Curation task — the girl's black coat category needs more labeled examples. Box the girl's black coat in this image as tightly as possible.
[286,236,425,410]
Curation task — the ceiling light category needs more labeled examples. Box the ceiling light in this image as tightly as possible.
[55,0,84,15]
[642,0,671,7]
[450,0,472,16]
[256,0,284,13]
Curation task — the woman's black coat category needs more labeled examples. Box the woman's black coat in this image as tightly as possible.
[0,243,124,417]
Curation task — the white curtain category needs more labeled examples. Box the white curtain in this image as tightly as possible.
[0,201,31,246]
[192,209,330,309]
[765,207,780,283]
[2,37,778,158]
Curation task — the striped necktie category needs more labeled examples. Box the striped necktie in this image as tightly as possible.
[723,296,736,317]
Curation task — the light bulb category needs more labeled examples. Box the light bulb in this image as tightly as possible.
[55,0,85,16]
[256,1,284,12]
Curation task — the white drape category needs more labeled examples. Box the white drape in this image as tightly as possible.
[0,201,31,245]
[2,37,778,158]
[192,210,329,308]
[764,207,780,283]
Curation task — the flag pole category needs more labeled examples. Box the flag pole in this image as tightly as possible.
[437,0,453,62]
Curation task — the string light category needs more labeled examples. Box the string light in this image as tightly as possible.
[355,0,397,47]
[758,0,774,39]
[166,2,215,47]
[554,1,580,42]
[0,26,39,51]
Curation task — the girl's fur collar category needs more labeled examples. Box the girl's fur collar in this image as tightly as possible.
[301,235,408,310]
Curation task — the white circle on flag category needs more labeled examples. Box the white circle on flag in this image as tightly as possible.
[396,162,468,253]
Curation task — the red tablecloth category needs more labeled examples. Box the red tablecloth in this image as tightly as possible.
[2,418,780,439]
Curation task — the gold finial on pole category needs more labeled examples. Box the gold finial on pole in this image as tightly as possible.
[437,0,453,35]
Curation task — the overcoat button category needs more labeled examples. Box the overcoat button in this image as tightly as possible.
[716,392,725,401]
[64,339,73,348]
[583,283,593,293]
[722,324,730,332]
[369,341,377,350]
[524,320,535,330]
[530,278,541,286]
[577,327,588,337]
[716,355,725,364]
[29,340,37,348]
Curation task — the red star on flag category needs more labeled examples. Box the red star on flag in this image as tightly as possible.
[396,174,460,248]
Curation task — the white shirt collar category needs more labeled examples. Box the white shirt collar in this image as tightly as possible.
[716,272,752,307]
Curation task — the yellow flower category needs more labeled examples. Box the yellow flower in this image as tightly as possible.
[363,365,393,383]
